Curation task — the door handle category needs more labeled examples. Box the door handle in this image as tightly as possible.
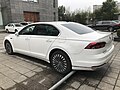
[46,39,52,42]
[25,38,30,40]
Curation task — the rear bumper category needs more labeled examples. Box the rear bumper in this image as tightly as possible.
[72,55,112,71]
[72,45,114,71]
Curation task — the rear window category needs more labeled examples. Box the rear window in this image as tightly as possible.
[20,23,28,26]
[62,23,94,34]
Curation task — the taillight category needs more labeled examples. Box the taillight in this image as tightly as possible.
[85,42,106,49]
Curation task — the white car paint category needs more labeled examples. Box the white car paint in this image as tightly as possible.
[4,22,114,71]
[5,23,24,33]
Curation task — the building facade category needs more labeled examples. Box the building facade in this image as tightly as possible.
[0,0,58,27]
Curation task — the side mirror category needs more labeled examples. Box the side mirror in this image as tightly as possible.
[15,32,19,36]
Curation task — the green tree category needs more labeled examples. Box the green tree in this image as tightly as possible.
[74,11,88,24]
[94,8,102,21]
[58,5,65,21]
[94,0,119,21]
[58,6,93,24]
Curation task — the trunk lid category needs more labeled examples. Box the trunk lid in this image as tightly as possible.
[79,31,113,54]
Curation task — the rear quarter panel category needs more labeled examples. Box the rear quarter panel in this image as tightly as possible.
[46,38,90,63]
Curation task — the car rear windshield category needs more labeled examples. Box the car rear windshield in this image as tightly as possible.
[62,23,94,34]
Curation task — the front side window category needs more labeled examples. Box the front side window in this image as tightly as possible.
[34,24,59,36]
[7,24,11,27]
[19,25,35,35]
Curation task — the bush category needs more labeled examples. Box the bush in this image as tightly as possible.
[117,29,120,37]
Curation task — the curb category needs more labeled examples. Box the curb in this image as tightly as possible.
[0,29,6,33]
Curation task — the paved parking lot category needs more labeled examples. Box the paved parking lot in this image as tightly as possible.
[0,32,120,90]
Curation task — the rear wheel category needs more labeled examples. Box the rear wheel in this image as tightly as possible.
[50,51,71,74]
[108,27,113,32]
[5,41,13,55]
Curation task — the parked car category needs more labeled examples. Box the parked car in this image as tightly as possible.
[114,20,120,24]
[4,22,114,74]
[5,23,24,33]
[88,21,120,32]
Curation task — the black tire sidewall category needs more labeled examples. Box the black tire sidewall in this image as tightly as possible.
[5,42,13,55]
[50,51,71,74]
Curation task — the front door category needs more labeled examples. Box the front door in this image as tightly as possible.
[30,24,60,59]
[13,25,36,54]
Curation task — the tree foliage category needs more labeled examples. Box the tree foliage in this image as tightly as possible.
[58,0,119,25]
[58,6,93,24]
[94,0,119,20]
[58,5,65,21]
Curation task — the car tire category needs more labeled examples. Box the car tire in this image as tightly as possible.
[108,27,113,32]
[15,29,18,33]
[6,29,9,33]
[50,50,72,74]
[5,41,13,55]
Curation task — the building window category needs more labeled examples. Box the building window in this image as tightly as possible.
[22,0,38,2]
[53,0,55,8]
[54,12,56,21]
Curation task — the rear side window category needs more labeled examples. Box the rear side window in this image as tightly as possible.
[34,24,59,36]
[62,23,94,34]
[102,22,110,24]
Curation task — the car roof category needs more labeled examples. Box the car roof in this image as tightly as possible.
[31,21,71,25]
[98,20,116,22]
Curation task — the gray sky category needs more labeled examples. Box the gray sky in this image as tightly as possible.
[58,0,120,11]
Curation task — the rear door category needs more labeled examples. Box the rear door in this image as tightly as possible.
[101,21,111,30]
[30,24,60,59]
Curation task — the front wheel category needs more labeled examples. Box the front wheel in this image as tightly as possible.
[50,51,71,74]
[5,41,13,55]
[6,29,9,33]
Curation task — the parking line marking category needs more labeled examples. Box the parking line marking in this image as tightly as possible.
[39,78,46,84]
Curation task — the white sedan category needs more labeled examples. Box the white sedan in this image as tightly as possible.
[4,22,114,74]
[5,23,24,33]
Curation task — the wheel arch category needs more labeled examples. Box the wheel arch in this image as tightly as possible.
[4,39,15,52]
[47,47,72,65]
